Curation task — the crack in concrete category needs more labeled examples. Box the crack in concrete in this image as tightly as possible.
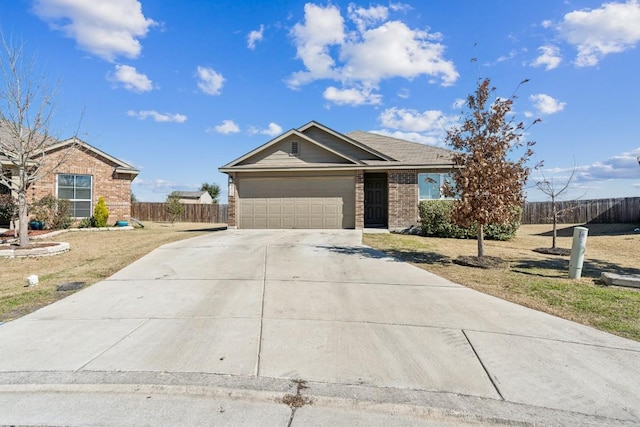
[281,379,312,427]
[74,319,150,372]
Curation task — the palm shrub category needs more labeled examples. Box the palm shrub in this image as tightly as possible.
[93,197,109,227]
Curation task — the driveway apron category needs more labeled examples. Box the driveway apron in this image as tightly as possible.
[0,229,638,425]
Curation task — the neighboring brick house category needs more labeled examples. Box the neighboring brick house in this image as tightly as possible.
[1,137,138,224]
[219,121,455,230]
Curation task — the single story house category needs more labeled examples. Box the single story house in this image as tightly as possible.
[219,121,455,230]
[173,191,213,204]
[1,131,139,224]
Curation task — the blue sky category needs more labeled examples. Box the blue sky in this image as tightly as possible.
[1,0,639,202]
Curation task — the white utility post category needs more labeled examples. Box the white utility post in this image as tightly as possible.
[568,226,589,279]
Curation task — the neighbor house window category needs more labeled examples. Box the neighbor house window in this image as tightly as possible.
[57,174,92,217]
[418,173,455,200]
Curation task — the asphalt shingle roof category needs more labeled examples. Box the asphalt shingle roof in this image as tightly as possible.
[346,131,453,166]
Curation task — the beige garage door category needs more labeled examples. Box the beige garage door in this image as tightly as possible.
[238,175,355,229]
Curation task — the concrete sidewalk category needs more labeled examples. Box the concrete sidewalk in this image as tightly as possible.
[0,229,639,426]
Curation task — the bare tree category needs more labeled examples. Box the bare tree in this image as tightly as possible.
[444,77,539,257]
[0,37,77,247]
[535,165,585,249]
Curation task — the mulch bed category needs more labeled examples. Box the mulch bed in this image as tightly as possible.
[0,229,53,239]
[533,247,571,256]
[0,242,61,250]
[453,255,509,269]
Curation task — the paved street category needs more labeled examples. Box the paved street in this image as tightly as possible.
[0,229,639,426]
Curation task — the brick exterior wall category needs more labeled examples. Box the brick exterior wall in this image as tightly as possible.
[355,170,364,229]
[388,170,419,230]
[227,173,237,228]
[27,145,135,223]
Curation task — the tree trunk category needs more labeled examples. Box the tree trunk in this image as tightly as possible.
[18,190,29,247]
[552,209,558,249]
[477,224,485,257]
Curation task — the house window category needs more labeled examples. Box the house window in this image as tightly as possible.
[418,173,455,200]
[290,141,300,156]
[57,174,92,217]
[0,171,10,194]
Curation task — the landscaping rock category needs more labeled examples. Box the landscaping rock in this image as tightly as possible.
[600,272,640,289]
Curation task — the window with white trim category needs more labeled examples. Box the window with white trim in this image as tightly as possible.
[418,173,456,200]
[57,174,92,217]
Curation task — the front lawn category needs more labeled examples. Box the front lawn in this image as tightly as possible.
[363,224,640,341]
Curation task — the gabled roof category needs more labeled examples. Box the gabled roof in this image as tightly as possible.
[46,138,139,176]
[347,131,453,166]
[0,122,138,176]
[173,191,208,199]
[219,127,367,169]
[219,121,454,173]
[297,121,394,161]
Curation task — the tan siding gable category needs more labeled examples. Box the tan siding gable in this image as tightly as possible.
[302,127,381,161]
[238,135,352,166]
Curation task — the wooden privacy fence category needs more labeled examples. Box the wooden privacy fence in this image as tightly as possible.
[522,197,640,224]
[132,202,228,224]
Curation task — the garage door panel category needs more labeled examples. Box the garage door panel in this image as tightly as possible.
[238,175,355,229]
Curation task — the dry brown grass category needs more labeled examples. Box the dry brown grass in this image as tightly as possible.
[0,222,223,321]
[364,223,640,341]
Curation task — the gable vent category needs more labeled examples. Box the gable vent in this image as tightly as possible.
[291,141,300,156]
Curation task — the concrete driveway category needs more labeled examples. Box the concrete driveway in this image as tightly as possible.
[0,229,639,426]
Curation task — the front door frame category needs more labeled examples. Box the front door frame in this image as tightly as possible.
[363,172,388,228]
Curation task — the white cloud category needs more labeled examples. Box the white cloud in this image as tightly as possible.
[247,25,265,49]
[375,107,457,146]
[196,66,225,95]
[379,107,451,132]
[347,4,388,33]
[109,64,152,92]
[531,45,562,70]
[323,86,382,105]
[288,3,345,87]
[370,129,439,145]
[288,3,458,105]
[496,50,517,63]
[558,0,640,66]
[211,120,240,135]
[541,19,553,29]
[249,122,283,137]
[32,0,155,62]
[575,147,640,181]
[340,21,458,85]
[389,3,412,13]
[452,98,465,109]
[530,94,566,115]
[127,110,187,123]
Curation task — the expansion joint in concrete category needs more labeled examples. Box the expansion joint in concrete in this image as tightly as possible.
[462,329,504,401]
[255,246,268,377]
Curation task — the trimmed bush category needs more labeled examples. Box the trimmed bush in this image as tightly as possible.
[93,197,109,227]
[29,195,73,230]
[419,200,520,241]
[0,194,17,225]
